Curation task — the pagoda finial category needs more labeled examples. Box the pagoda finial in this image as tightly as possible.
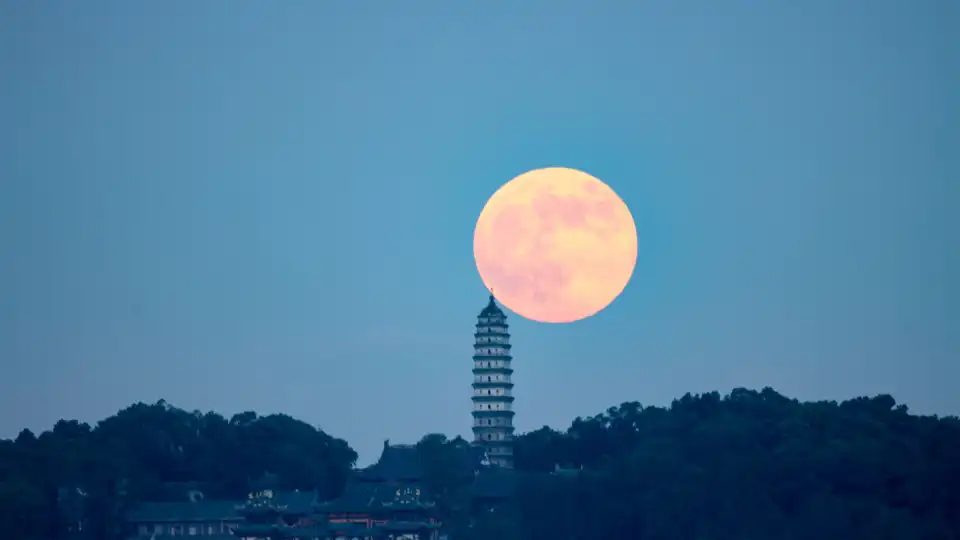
[479,290,504,318]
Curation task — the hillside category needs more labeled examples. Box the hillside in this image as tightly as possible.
[1,388,958,539]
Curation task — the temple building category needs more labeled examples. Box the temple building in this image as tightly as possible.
[471,295,515,469]
[125,442,440,540]
[309,440,441,540]
[125,497,246,539]
[231,488,318,539]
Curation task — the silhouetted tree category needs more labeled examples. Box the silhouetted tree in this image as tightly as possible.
[504,388,960,540]
[3,389,960,539]
[0,400,357,539]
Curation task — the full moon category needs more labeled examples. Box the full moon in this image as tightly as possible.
[474,167,638,324]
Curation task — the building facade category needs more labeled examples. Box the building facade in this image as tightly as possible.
[471,295,515,468]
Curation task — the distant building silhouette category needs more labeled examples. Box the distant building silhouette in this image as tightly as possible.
[471,295,515,468]
[124,442,441,539]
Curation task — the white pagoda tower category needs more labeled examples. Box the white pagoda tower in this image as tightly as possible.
[471,294,515,468]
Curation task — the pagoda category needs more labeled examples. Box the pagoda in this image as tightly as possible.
[471,294,515,468]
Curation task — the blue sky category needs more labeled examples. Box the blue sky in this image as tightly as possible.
[2,1,956,465]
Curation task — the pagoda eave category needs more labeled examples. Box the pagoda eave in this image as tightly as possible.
[474,331,508,338]
[472,426,515,433]
[476,322,508,329]
[471,395,515,403]
[471,381,514,389]
[472,410,515,418]
[472,369,514,377]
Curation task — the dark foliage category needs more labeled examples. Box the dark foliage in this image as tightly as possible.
[0,400,356,540]
[503,388,960,540]
[2,388,959,539]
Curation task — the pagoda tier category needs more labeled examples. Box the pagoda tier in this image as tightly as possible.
[471,295,515,469]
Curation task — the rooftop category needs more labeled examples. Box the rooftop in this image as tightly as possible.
[478,295,505,318]
[239,489,317,515]
[125,500,243,523]
[356,440,424,482]
[125,490,317,523]
[315,481,437,514]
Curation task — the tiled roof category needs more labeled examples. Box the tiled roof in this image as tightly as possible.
[317,482,379,512]
[127,490,317,523]
[317,442,445,513]
[479,295,505,318]
[270,490,317,513]
[315,482,436,514]
[357,441,424,482]
[126,500,244,523]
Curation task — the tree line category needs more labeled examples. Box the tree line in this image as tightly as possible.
[2,388,959,539]
[0,401,357,539]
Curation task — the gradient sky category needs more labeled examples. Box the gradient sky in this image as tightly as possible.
[2,1,957,465]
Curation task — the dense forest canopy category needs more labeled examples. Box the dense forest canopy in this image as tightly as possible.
[2,388,959,539]
[0,401,357,539]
